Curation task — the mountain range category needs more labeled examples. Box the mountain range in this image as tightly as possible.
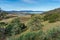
[6,10,44,15]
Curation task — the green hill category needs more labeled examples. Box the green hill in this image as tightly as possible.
[43,8,60,14]
[43,8,60,23]
[1,8,60,40]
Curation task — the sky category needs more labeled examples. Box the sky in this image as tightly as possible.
[0,0,60,11]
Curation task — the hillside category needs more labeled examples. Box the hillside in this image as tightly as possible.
[43,8,60,14]
[0,8,60,40]
[42,8,60,23]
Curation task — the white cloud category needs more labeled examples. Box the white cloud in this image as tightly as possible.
[22,0,37,3]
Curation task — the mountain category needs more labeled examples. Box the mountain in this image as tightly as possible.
[43,8,60,14]
[6,10,44,15]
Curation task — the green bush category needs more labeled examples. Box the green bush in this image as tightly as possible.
[27,15,43,31]
[18,30,45,40]
[0,22,7,40]
[43,13,60,23]
[5,17,27,36]
[45,27,60,40]
[0,22,7,28]
[0,11,8,20]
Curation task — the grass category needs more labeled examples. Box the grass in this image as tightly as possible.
[42,21,60,31]
[0,17,16,23]
[0,15,60,31]
[1,15,60,40]
[13,20,60,40]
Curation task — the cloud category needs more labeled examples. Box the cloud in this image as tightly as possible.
[22,0,37,3]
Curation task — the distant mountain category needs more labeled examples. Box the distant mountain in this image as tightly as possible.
[19,10,43,12]
[6,10,44,15]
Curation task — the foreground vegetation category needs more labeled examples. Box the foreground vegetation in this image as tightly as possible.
[0,8,60,40]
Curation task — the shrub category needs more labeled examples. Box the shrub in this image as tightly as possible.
[0,22,7,28]
[18,30,45,40]
[43,13,60,23]
[0,11,8,20]
[0,22,7,40]
[45,27,60,40]
[5,17,27,36]
[26,15,43,31]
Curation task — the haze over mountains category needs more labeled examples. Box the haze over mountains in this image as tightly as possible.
[7,8,60,15]
[1,8,60,15]
[0,9,44,16]
[6,10,44,14]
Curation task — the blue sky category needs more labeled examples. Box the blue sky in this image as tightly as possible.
[0,0,60,11]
